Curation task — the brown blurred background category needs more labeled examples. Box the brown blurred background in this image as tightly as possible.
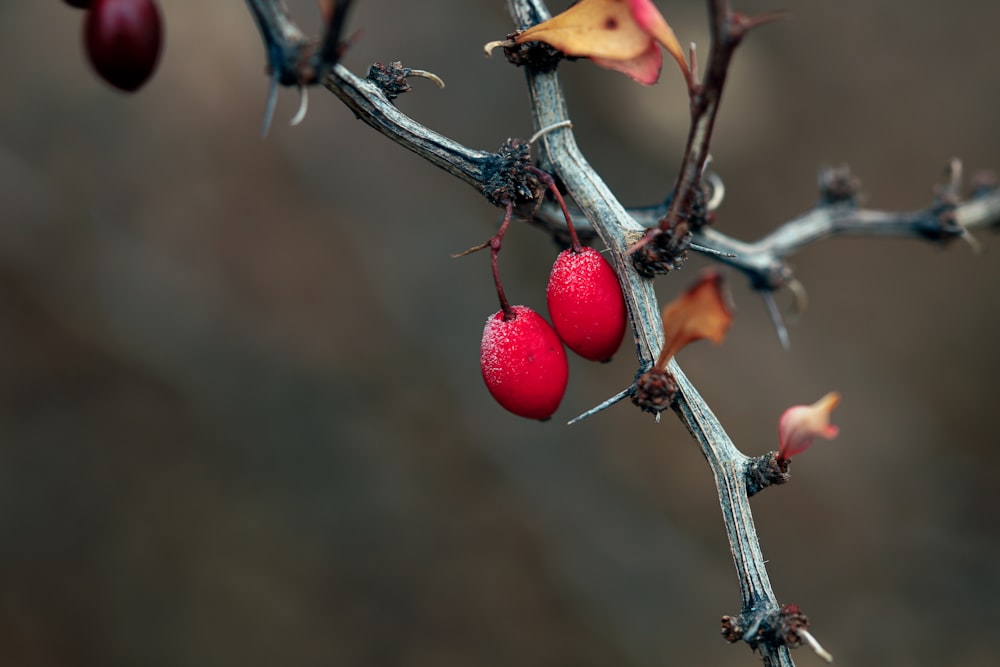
[2,1,999,666]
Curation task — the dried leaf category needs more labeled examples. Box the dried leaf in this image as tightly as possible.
[655,270,734,369]
[627,0,690,83]
[516,0,653,60]
[591,41,662,85]
[513,0,688,85]
[777,392,841,461]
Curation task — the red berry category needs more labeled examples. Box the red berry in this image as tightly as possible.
[480,305,568,420]
[546,247,627,362]
[84,0,162,92]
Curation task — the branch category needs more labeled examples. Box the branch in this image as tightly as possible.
[507,1,794,664]
[322,64,498,193]
[529,167,1000,345]
[629,2,784,277]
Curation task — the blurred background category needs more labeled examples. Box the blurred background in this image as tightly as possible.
[2,1,999,666]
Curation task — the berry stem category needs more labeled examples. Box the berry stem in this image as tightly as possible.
[490,201,517,320]
[527,165,582,252]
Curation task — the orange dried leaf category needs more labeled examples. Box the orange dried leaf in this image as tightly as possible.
[515,0,654,61]
[777,392,841,461]
[655,270,734,369]
[512,0,689,85]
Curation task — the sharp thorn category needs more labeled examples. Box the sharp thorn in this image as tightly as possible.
[691,242,736,258]
[567,385,633,425]
[761,290,791,350]
[260,70,281,138]
[290,86,309,126]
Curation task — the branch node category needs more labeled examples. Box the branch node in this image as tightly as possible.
[818,165,862,207]
[745,451,791,497]
[722,602,830,660]
[494,33,565,72]
[630,226,692,277]
[630,369,678,416]
[481,138,536,207]
[366,61,415,100]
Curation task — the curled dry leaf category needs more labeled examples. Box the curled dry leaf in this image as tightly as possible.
[777,392,841,461]
[655,269,734,369]
[512,0,690,86]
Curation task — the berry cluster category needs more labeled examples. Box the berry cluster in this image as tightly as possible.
[478,176,627,421]
[63,0,163,92]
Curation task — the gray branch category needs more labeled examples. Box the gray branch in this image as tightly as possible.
[323,64,497,192]
[240,0,997,664]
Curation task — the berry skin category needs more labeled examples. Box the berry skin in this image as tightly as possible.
[546,247,627,362]
[480,305,568,420]
[84,0,163,92]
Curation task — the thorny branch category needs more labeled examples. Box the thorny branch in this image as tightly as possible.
[508,1,794,664]
[242,0,998,665]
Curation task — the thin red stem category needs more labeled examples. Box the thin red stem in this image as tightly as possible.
[527,165,582,252]
[491,201,516,320]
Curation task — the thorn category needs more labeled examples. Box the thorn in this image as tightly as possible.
[742,10,791,33]
[529,120,573,145]
[960,228,984,254]
[290,86,309,126]
[787,278,809,319]
[690,242,736,258]
[450,240,491,258]
[761,290,790,350]
[945,157,963,196]
[704,171,725,211]
[689,42,699,87]
[567,385,633,425]
[483,40,514,57]
[797,628,834,663]
[260,70,281,138]
[407,68,446,89]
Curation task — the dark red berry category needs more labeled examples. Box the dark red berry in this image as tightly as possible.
[84,0,162,92]
[64,0,92,9]
[480,305,568,420]
[546,247,627,362]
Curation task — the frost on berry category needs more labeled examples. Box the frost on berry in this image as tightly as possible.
[777,392,841,461]
[546,247,627,362]
[480,305,568,420]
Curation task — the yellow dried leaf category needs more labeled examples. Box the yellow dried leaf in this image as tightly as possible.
[515,0,654,61]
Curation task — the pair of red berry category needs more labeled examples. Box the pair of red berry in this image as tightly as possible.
[64,0,163,92]
[481,245,627,420]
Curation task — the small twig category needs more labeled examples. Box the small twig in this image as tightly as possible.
[631,4,784,269]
